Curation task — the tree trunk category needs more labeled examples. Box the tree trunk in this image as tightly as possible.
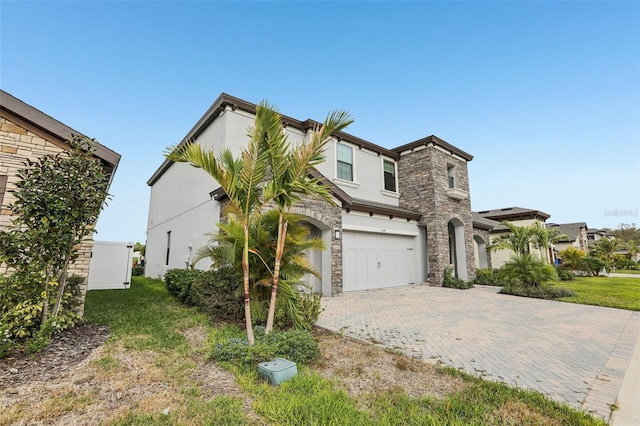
[40,270,51,326]
[265,214,287,334]
[243,223,255,345]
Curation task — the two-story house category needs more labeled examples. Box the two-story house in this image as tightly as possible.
[475,207,551,268]
[145,93,481,294]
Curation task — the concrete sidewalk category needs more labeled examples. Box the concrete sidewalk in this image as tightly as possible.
[317,285,640,423]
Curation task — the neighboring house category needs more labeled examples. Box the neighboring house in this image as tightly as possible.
[0,89,120,313]
[475,207,551,268]
[546,222,589,254]
[146,93,484,294]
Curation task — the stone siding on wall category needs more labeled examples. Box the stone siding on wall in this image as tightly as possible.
[0,117,93,313]
[397,146,476,285]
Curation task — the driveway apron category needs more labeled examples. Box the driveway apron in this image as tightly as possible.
[317,285,640,422]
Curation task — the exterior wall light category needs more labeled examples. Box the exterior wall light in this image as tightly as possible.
[334,229,341,240]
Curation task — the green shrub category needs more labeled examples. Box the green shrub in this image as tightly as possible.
[578,256,606,276]
[298,292,323,329]
[164,268,203,304]
[443,268,474,289]
[473,268,501,286]
[500,283,576,300]
[499,254,558,287]
[210,327,319,365]
[557,268,575,281]
[131,265,144,276]
[190,267,243,322]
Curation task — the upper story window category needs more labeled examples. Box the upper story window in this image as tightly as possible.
[0,175,7,207]
[447,165,456,188]
[337,143,353,181]
[383,160,396,192]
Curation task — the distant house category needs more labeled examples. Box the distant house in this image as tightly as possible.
[0,89,121,314]
[475,207,551,268]
[546,222,589,254]
[146,93,488,292]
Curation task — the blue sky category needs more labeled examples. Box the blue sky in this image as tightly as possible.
[1,1,638,243]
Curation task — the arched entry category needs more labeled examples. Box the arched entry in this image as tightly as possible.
[474,235,489,269]
[290,205,335,297]
[448,218,468,281]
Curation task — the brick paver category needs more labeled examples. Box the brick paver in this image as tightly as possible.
[316,285,640,422]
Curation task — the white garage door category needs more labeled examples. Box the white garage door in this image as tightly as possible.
[343,232,416,292]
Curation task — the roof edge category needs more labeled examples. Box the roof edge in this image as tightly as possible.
[393,135,473,161]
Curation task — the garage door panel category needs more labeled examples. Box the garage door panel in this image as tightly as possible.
[343,231,416,292]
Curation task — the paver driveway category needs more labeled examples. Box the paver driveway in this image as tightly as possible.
[316,285,640,422]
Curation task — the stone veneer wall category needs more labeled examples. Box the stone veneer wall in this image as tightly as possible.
[397,145,476,285]
[0,116,94,314]
[289,195,343,296]
[218,194,343,295]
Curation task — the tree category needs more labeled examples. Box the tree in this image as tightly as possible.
[498,254,558,287]
[260,106,353,334]
[0,135,111,337]
[608,223,640,242]
[558,246,586,270]
[591,238,620,272]
[193,210,324,329]
[489,222,534,258]
[165,104,278,345]
[530,222,566,264]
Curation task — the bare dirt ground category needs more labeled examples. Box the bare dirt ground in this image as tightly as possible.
[0,324,464,425]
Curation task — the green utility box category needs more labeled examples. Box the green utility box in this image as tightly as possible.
[258,358,297,385]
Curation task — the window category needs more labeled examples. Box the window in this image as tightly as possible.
[383,160,396,192]
[447,165,456,189]
[0,175,7,207]
[337,143,353,181]
[165,231,171,266]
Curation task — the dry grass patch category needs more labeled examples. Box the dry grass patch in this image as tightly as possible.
[490,399,563,426]
[313,329,466,399]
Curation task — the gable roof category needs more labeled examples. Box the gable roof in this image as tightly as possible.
[392,135,474,161]
[475,207,551,222]
[0,89,121,176]
[546,222,588,242]
[148,93,472,186]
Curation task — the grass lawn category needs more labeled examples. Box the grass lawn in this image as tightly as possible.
[558,276,640,311]
[70,277,606,425]
[615,269,640,275]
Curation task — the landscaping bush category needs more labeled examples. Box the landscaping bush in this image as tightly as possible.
[473,268,501,286]
[498,254,558,287]
[442,268,474,289]
[556,267,575,281]
[210,327,319,365]
[131,265,144,276]
[164,268,203,304]
[500,283,576,300]
[578,256,606,277]
[189,266,243,322]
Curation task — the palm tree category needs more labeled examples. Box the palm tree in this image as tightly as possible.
[165,104,281,345]
[592,238,621,272]
[530,222,567,264]
[260,107,353,334]
[558,246,586,270]
[499,253,558,287]
[192,210,324,329]
[489,222,534,258]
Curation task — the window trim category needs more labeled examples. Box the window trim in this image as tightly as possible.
[447,165,456,189]
[383,159,397,192]
[336,142,354,182]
